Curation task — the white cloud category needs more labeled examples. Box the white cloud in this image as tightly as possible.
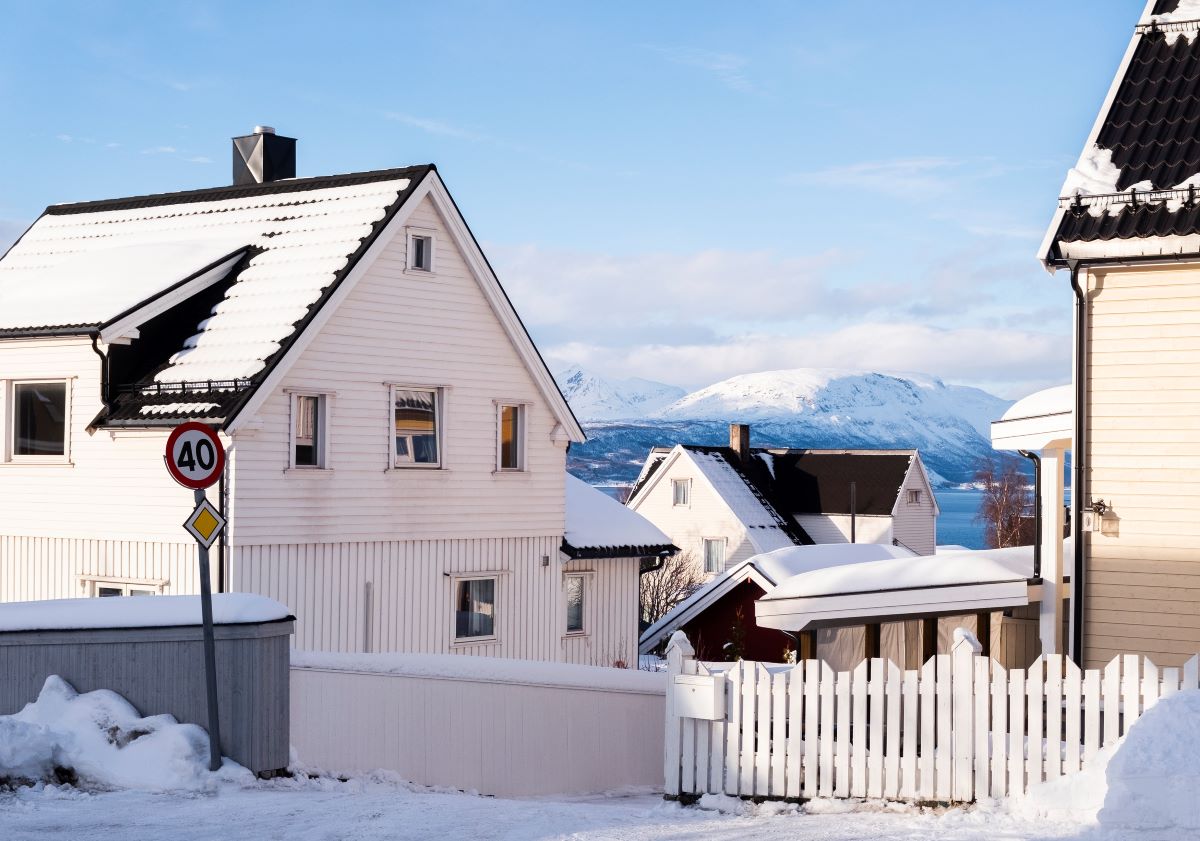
[543,323,1069,400]
[140,146,177,155]
[382,112,484,141]
[789,157,969,195]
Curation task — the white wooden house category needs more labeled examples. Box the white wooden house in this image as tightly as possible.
[627,423,939,581]
[0,127,672,666]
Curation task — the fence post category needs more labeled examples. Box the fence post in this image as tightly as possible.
[952,633,982,802]
[664,631,695,797]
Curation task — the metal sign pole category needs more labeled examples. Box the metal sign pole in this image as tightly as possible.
[195,487,223,773]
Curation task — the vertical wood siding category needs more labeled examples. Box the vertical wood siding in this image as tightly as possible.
[228,196,567,544]
[232,536,619,661]
[560,557,640,668]
[0,535,199,602]
[1084,265,1200,667]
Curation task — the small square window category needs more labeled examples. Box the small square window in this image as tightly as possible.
[498,404,525,471]
[91,580,158,597]
[672,479,691,507]
[565,575,585,634]
[292,394,326,468]
[907,489,922,505]
[13,381,67,457]
[408,232,434,272]
[455,577,496,640]
[394,388,440,467]
[703,538,725,574]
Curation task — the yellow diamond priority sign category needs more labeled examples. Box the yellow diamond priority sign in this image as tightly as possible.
[184,498,225,548]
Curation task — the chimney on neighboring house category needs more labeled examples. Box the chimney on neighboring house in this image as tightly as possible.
[232,126,296,185]
[729,423,751,462]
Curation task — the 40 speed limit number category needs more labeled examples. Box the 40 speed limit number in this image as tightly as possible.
[164,422,226,490]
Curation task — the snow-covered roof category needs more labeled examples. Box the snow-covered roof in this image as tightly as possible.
[562,474,675,558]
[639,542,913,653]
[1043,3,1200,263]
[0,169,422,386]
[0,594,291,633]
[990,385,1072,451]
[685,449,801,553]
[755,541,1072,632]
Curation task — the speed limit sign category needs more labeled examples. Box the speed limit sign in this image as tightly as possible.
[164,422,226,490]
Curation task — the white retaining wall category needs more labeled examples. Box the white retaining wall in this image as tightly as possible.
[290,652,665,796]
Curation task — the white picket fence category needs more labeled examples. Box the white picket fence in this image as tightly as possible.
[664,632,1200,803]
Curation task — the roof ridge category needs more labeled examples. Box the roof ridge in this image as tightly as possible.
[46,164,435,216]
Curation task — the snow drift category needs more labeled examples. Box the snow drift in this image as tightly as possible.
[0,675,249,791]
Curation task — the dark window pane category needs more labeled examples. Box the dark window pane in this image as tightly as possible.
[395,389,438,465]
[455,578,495,638]
[412,236,431,270]
[295,395,319,466]
[14,383,66,456]
[566,576,584,632]
[97,587,122,597]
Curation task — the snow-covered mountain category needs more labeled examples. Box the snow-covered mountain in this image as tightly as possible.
[556,365,686,421]
[560,367,1014,489]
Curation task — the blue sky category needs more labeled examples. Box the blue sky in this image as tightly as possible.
[0,1,1143,398]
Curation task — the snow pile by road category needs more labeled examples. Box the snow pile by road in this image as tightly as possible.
[0,675,248,791]
[1013,688,1200,836]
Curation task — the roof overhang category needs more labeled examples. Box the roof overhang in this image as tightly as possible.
[560,540,677,561]
[754,578,1031,632]
[990,385,1072,451]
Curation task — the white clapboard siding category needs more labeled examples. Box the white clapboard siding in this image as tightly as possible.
[559,557,640,669]
[0,337,197,542]
[0,535,200,601]
[663,634,1200,804]
[227,196,567,546]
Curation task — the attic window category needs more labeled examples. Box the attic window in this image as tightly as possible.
[407,229,435,273]
[672,479,691,507]
[907,489,922,505]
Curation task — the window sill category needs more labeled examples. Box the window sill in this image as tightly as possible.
[403,268,437,279]
[492,469,529,477]
[0,459,74,468]
[386,465,447,472]
[451,636,498,648]
[562,632,588,640]
[284,467,333,475]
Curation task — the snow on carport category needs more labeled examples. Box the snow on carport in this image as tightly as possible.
[755,542,1071,632]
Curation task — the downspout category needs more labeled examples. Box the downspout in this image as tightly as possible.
[1018,450,1042,583]
[88,333,111,417]
[1068,260,1086,666]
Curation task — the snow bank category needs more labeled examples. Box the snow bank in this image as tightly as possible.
[564,473,671,551]
[291,650,667,693]
[1098,688,1200,834]
[0,675,249,790]
[0,593,290,633]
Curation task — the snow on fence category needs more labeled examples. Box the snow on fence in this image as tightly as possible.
[664,632,1199,803]
[291,651,665,797]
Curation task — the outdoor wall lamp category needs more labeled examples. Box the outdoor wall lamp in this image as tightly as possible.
[1088,499,1119,537]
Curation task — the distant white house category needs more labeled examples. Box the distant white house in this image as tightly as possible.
[0,128,673,666]
[627,423,939,581]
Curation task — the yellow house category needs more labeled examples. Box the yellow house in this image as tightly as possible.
[1040,0,1200,667]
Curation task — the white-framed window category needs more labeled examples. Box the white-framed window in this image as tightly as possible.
[406,227,436,273]
[672,478,691,507]
[290,393,328,469]
[454,576,496,641]
[392,386,441,468]
[84,577,163,597]
[5,379,70,463]
[496,403,526,471]
[565,574,586,634]
[907,489,922,505]
[703,538,726,574]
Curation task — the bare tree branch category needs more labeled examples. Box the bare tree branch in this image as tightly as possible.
[974,456,1032,549]
[640,550,706,626]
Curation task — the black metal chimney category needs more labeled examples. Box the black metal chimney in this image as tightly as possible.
[232,126,296,185]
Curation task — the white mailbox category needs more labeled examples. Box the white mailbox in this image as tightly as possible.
[672,673,725,720]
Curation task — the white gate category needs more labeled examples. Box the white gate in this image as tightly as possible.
[664,632,1198,802]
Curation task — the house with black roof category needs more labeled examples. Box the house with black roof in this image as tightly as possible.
[0,127,673,668]
[1040,0,1200,668]
[627,423,938,582]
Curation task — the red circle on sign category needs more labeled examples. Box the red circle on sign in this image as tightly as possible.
[164,422,226,490]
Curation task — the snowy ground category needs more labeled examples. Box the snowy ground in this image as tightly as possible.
[0,778,1100,841]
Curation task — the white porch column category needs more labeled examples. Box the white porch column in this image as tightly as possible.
[1039,446,1066,655]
